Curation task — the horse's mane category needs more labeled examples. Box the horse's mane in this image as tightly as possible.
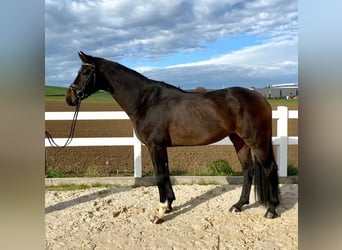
[96,57,184,92]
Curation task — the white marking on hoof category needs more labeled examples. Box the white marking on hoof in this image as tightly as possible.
[158,201,168,216]
[264,211,279,219]
[229,206,241,213]
[152,201,168,224]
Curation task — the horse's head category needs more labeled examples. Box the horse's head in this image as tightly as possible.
[66,51,98,106]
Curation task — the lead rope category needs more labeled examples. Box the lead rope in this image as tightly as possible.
[45,102,81,148]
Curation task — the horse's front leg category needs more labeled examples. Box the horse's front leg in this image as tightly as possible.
[148,145,175,224]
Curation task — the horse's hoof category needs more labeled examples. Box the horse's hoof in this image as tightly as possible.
[229,206,241,213]
[155,207,173,214]
[264,211,279,219]
[151,216,165,224]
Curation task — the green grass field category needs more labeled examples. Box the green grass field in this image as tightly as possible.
[45,85,114,103]
[45,85,68,96]
[267,98,298,106]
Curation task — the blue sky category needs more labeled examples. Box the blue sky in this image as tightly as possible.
[45,0,297,89]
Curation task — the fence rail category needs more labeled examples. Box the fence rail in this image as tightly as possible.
[45,106,298,177]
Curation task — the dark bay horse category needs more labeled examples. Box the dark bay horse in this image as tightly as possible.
[66,51,280,223]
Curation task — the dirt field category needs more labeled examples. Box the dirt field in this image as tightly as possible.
[45,100,298,176]
[45,184,298,249]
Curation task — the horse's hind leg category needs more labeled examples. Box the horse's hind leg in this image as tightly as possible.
[229,133,254,213]
[253,141,280,218]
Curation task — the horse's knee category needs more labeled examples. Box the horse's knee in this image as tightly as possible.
[155,174,173,187]
[155,174,168,185]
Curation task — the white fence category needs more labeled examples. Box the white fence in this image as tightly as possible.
[45,106,298,177]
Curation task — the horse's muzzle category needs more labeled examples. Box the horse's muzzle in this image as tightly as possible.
[66,88,79,106]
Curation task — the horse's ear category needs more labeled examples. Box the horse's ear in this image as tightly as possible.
[78,51,93,64]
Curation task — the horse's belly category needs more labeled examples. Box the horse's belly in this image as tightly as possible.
[169,124,228,146]
[168,101,233,146]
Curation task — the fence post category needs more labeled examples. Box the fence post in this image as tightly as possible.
[276,106,288,177]
[133,130,142,177]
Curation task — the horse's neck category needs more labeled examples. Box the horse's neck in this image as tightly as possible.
[102,64,147,118]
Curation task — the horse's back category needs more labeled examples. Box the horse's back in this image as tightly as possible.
[201,87,271,118]
[211,87,270,108]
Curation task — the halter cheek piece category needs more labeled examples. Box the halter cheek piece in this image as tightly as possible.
[70,63,96,100]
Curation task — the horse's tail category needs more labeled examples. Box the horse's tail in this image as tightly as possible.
[254,138,280,206]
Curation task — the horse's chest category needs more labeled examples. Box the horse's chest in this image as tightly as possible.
[133,118,169,145]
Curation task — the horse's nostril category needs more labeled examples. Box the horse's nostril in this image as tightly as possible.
[76,91,84,99]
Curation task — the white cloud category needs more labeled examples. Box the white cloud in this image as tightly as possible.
[45,0,297,88]
[167,38,297,68]
[139,37,297,89]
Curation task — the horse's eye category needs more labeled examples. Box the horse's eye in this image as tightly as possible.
[82,69,91,75]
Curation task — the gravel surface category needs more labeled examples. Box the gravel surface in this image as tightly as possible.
[46,184,298,249]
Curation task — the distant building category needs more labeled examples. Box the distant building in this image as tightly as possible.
[252,83,298,99]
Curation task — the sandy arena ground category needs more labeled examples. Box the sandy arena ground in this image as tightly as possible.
[46,184,297,249]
